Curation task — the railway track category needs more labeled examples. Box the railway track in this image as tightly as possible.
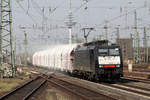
[117,83,150,92]
[1,66,149,100]
[122,77,150,84]
[45,75,117,100]
[98,77,150,99]
[102,83,150,97]
[0,75,47,100]
[46,74,150,100]
[98,78,150,100]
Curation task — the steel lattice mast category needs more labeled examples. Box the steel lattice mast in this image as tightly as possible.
[0,0,15,77]
[133,10,140,64]
[65,0,76,44]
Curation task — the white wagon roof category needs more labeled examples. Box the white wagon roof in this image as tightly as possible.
[33,44,79,70]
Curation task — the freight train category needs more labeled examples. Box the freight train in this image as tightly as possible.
[32,40,123,81]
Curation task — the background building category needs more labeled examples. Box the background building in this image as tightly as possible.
[116,38,150,64]
[139,47,150,63]
[116,38,133,62]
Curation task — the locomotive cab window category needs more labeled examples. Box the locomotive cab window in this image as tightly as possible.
[98,49,108,56]
[109,48,119,56]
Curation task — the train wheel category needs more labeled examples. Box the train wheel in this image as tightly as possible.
[93,74,99,82]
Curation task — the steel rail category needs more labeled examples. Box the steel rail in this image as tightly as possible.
[23,80,46,100]
[116,83,150,92]
[102,83,150,97]
[122,77,150,84]
[45,75,117,100]
[0,76,40,100]
[0,75,46,100]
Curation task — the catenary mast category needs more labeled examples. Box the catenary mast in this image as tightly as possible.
[65,0,76,44]
[0,0,15,77]
[133,10,140,63]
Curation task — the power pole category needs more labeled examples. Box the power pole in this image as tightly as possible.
[116,27,120,43]
[0,0,15,77]
[125,6,129,34]
[82,27,94,43]
[14,40,16,75]
[24,31,27,67]
[98,35,102,40]
[41,7,48,34]
[143,27,148,63]
[130,33,134,60]
[0,0,2,72]
[104,21,108,40]
[133,10,140,64]
[65,0,76,44]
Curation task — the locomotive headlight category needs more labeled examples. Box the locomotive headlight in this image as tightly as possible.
[99,65,103,68]
[116,65,120,67]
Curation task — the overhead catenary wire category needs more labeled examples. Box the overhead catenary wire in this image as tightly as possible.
[14,0,38,23]
[15,0,150,45]
[61,1,146,35]
[107,6,150,37]
[91,4,148,40]
[28,0,67,35]
[27,0,30,14]
[15,0,66,39]
[73,0,92,13]
[94,5,145,28]
[61,0,94,23]
[30,0,45,16]
[14,0,148,28]
[31,0,66,19]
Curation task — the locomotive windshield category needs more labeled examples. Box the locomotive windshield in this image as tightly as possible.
[109,48,119,56]
[98,49,108,56]
[98,48,120,56]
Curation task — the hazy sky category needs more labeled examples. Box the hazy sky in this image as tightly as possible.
[10,0,150,53]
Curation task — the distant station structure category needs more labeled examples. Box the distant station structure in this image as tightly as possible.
[116,38,150,64]
[116,38,133,62]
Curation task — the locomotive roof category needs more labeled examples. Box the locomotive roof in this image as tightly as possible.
[76,45,96,51]
[83,40,108,46]
[75,45,120,51]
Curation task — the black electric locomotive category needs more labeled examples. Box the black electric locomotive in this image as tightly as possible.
[72,41,123,81]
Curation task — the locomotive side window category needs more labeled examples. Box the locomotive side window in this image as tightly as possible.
[109,48,119,56]
[98,49,108,56]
